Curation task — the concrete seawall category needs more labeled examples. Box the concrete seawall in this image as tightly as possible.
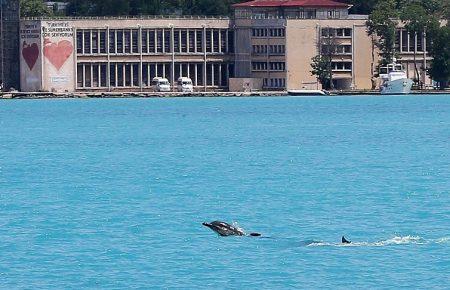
[1,90,449,99]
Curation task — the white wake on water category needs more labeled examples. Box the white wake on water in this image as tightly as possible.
[307,235,450,248]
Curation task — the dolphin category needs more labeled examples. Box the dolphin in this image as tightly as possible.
[202,221,261,237]
[342,236,351,244]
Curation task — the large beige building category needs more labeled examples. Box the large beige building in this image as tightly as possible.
[19,0,433,92]
[20,16,233,92]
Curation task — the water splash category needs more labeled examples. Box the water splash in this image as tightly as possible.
[231,221,246,235]
[307,235,449,248]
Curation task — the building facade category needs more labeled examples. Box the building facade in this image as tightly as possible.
[19,0,434,92]
[20,16,233,92]
[1,0,20,90]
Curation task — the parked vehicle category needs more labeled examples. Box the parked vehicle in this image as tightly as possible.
[177,77,194,92]
[152,77,171,92]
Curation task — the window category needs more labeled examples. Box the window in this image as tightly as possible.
[142,30,148,53]
[100,64,107,87]
[164,30,171,53]
[92,30,98,54]
[156,30,163,53]
[327,10,340,19]
[409,32,415,52]
[132,63,139,86]
[321,28,335,37]
[181,30,188,53]
[332,62,352,71]
[117,64,124,86]
[269,62,285,71]
[252,45,268,54]
[305,9,316,19]
[401,30,408,52]
[228,31,234,53]
[110,64,116,87]
[77,64,83,87]
[109,30,116,53]
[252,62,267,71]
[149,30,155,53]
[76,30,83,54]
[206,29,212,52]
[269,45,285,54]
[125,64,131,86]
[196,29,203,53]
[269,28,285,37]
[99,31,106,53]
[344,28,352,37]
[264,78,285,88]
[92,64,99,87]
[417,32,423,52]
[83,30,91,54]
[124,30,131,53]
[213,30,220,52]
[343,45,351,53]
[252,28,267,37]
[84,64,91,87]
[220,30,227,52]
[132,30,138,53]
[174,30,180,53]
[188,30,195,53]
[117,30,124,53]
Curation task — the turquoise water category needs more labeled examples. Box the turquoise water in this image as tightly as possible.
[0,95,449,288]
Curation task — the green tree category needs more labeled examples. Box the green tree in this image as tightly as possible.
[191,0,228,15]
[400,2,441,87]
[67,0,130,16]
[310,28,340,90]
[66,0,95,16]
[428,26,450,88]
[366,0,399,65]
[20,0,52,17]
[346,0,379,15]
[310,55,333,89]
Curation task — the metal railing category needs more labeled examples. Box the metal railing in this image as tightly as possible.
[22,15,231,21]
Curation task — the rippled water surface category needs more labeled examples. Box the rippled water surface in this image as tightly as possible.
[1,95,449,288]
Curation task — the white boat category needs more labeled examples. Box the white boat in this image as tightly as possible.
[287,89,328,96]
[379,61,413,94]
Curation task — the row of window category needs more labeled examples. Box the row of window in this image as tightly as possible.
[252,45,286,54]
[395,30,430,53]
[263,78,286,88]
[252,62,286,71]
[76,28,234,55]
[76,62,233,88]
[321,28,352,38]
[252,28,285,38]
[285,9,319,19]
[236,8,319,19]
[332,62,352,71]
[321,45,352,55]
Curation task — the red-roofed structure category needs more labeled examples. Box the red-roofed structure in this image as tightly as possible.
[233,0,351,8]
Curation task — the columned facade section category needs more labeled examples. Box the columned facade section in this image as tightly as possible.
[73,18,234,92]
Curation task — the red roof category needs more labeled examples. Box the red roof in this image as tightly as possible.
[233,0,350,8]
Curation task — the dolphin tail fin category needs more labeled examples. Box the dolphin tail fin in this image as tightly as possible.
[342,236,351,244]
[249,232,261,237]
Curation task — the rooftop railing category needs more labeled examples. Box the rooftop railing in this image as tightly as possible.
[21,15,231,21]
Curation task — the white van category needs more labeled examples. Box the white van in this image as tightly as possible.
[152,77,171,92]
[177,77,194,92]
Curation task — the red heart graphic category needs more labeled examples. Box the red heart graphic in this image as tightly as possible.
[22,41,39,70]
[43,38,73,71]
